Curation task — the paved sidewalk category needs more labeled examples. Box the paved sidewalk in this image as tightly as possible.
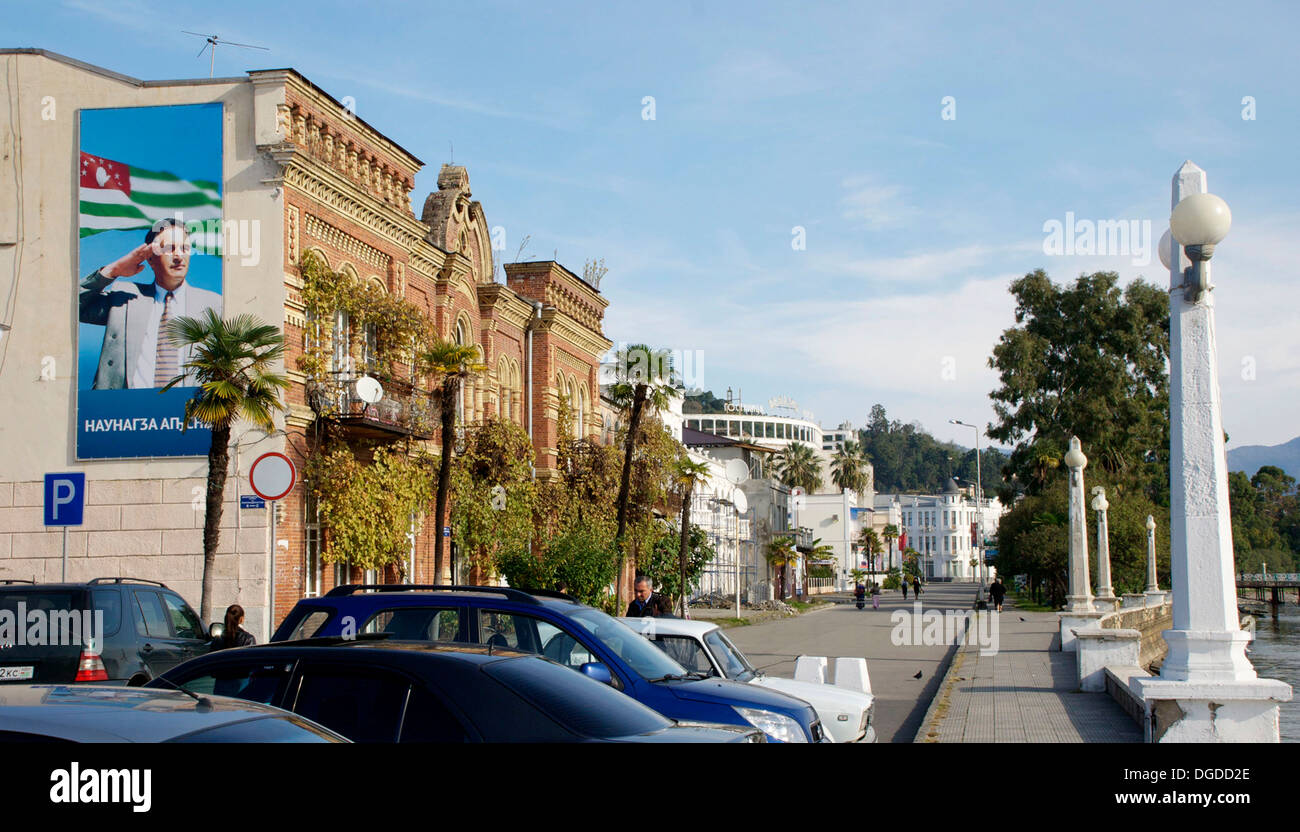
[917,599,1142,743]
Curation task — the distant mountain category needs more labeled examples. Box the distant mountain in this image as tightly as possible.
[1227,436,1300,479]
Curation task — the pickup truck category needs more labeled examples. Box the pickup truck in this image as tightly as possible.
[620,616,876,743]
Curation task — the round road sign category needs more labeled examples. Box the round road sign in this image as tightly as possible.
[249,452,296,501]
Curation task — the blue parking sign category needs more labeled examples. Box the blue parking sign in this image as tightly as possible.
[44,473,86,526]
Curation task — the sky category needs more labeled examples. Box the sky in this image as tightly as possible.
[11,0,1299,450]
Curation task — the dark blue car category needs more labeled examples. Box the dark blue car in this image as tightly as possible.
[271,585,824,743]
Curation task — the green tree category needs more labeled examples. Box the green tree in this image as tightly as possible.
[673,457,712,616]
[646,525,716,609]
[450,418,537,582]
[831,440,868,494]
[607,344,679,604]
[766,535,797,599]
[773,442,822,494]
[859,527,882,578]
[882,524,900,571]
[162,309,290,625]
[417,339,486,583]
[987,270,1169,501]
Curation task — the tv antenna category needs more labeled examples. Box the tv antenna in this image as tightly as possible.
[183,32,269,78]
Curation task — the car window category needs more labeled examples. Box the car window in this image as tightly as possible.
[161,593,203,640]
[704,629,755,680]
[133,591,171,638]
[563,606,686,680]
[400,686,471,742]
[167,716,344,743]
[364,608,461,642]
[653,636,714,676]
[535,619,594,669]
[175,662,295,705]
[281,609,332,641]
[476,610,540,652]
[292,666,412,742]
[90,590,122,638]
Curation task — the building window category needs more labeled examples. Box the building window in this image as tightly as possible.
[702,419,713,432]
[305,492,321,597]
[361,323,378,374]
[728,421,740,438]
[765,422,775,438]
[332,310,351,376]
[742,421,753,437]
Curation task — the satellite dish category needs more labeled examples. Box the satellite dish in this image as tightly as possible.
[724,458,749,485]
[732,488,748,515]
[354,375,384,404]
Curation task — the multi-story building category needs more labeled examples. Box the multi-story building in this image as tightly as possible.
[882,479,1005,580]
[0,50,610,637]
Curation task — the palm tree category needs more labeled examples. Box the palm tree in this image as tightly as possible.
[765,535,797,600]
[849,568,868,586]
[831,440,866,494]
[882,523,900,571]
[162,309,289,626]
[859,528,882,581]
[607,344,678,604]
[806,537,835,597]
[673,456,712,616]
[418,338,486,583]
[773,442,822,495]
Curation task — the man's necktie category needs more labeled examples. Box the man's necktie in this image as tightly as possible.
[154,291,178,387]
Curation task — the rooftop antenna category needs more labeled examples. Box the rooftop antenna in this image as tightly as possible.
[449,140,454,164]
[183,32,269,78]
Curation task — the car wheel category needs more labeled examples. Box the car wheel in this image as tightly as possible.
[126,673,150,687]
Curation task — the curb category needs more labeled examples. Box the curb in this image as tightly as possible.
[912,586,984,744]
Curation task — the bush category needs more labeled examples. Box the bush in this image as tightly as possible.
[497,524,618,607]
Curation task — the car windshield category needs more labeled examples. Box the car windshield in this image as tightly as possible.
[563,607,688,681]
[704,629,757,682]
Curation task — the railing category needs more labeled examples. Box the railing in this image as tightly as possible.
[1237,573,1300,583]
[311,377,437,439]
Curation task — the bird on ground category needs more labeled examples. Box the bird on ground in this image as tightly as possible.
[912,671,923,679]
[1019,617,1026,621]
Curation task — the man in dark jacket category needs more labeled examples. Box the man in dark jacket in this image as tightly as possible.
[988,577,1007,612]
[626,575,673,617]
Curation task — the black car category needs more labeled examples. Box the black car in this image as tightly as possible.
[146,639,765,743]
[0,578,214,686]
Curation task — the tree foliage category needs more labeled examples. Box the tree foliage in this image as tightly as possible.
[645,525,716,606]
[858,404,1008,494]
[987,270,1169,501]
[450,418,537,580]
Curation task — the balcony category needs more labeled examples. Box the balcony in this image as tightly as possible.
[309,376,437,440]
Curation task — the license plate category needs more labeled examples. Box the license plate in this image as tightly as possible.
[0,666,34,681]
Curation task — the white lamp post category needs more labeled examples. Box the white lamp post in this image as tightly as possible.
[950,419,985,592]
[1132,162,1290,742]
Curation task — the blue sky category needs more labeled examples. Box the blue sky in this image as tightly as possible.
[13,0,1299,449]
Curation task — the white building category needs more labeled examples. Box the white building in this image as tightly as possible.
[883,479,1005,580]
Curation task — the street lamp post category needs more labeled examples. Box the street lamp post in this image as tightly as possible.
[950,419,985,592]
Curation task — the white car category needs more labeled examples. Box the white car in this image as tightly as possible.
[620,617,876,743]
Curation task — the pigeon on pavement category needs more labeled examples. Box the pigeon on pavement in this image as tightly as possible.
[912,671,923,679]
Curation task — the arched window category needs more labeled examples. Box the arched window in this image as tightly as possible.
[576,385,587,438]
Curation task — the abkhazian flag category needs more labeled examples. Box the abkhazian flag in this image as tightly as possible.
[79,151,223,254]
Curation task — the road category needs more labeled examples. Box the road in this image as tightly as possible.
[724,582,978,742]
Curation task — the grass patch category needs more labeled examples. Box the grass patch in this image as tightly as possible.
[1009,588,1055,613]
[713,617,751,629]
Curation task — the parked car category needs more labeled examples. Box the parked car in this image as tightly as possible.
[620,616,876,743]
[270,585,825,742]
[0,578,215,686]
[147,639,764,742]
[0,684,348,742]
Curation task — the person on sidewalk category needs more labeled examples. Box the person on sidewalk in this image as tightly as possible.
[210,604,255,651]
[912,576,922,599]
[871,582,881,610]
[988,577,1007,612]
[901,580,908,600]
[626,575,673,618]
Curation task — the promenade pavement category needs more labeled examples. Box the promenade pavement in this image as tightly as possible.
[917,595,1142,743]
[723,582,976,742]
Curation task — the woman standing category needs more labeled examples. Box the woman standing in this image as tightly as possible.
[210,603,256,651]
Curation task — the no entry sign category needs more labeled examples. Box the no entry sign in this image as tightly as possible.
[249,452,296,501]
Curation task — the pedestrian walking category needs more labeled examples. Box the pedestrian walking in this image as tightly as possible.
[871,583,880,610]
[988,576,1007,612]
[912,576,922,598]
[901,580,908,600]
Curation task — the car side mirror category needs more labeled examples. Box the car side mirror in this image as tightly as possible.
[579,662,614,686]
[208,622,224,641]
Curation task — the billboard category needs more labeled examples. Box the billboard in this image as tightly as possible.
[76,103,223,459]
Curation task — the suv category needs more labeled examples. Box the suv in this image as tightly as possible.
[148,640,764,742]
[0,578,213,686]
[270,585,825,743]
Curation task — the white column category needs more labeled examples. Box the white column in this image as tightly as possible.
[1064,437,1095,614]
[1091,487,1117,609]
[1145,515,1160,593]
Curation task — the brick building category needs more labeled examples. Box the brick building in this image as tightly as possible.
[0,50,610,637]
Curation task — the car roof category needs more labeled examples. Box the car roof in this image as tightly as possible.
[0,685,312,742]
[617,617,718,637]
[204,638,535,665]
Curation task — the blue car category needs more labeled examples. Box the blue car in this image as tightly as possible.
[271,585,824,743]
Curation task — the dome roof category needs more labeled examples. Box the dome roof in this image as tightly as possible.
[943,477,962,495]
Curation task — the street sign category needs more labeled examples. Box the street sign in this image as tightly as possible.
[249,452,296,501]
[43,473,85,526]
[490,485,506,511]
[240,494,266,510]
[443,526,451,537]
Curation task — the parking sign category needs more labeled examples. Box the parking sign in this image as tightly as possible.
[44,473,86,526]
